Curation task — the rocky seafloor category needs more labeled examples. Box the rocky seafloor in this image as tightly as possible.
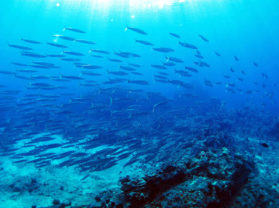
[1,124,279,208]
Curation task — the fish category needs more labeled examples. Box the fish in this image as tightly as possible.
[169,33,180,38]
[115,51,140,58]
[153,47,174,53]
[47,42,68,48]
[167,56,184,63]
[154,75,167,79]
[90,49,110,54]
[108,58,122,63]
[128,80,149,85]
[179,41,198,50]
[21,52,46,58]
[120,66,136,71]
[131,72,142,76]
[81,64,102,69]
[135,40,153,46]
[61,58,80,62]
[215,52,221,56]
[21,38,41,44]
[126,26,147,35]
[47,54,65,58]
[53,34,75,41]
[260,143,269,148]
[16,69,36,73]
[11,62,28,67]
[81,71,102,76]
[185,66,199,73]
[194,61,210,68]
[234,56,239,61]
[261,73,268,79]
[198,34,209,42]
[8,44,32,50]
[64,51,84,56]
[152,101,168,112]
[0,70,15,75]
[129,63,141,68]
[76,39,96,45]
[64,27,86,33]
[62,75,84,80]
[204,80,213,87]
[151,65,167,70]
[91,55,103,59]
[109,71,129,76]
[164,62,176,67]
[175,70,192,77]
[33,62,55,67]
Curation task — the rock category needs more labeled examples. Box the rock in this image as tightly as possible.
[52,199,60,205]
[119,148,253,208]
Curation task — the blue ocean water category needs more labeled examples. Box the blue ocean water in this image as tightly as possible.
[0,0,279,207]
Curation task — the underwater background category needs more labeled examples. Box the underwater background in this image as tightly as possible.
[0,0,279,207]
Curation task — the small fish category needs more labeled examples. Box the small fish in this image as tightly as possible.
[91,55,103,59]
[109,71,128,76]
[126,26,147,35]
[64,27,86,34]
[175,70,192,77]
[62,75,84,80]
[76,39,96,45]
[185,66,198,73]
[21,38,41,44]
[8,44,32,50]
[47,54,65,58]
[234,56,239,61]
[135,40,153,46]
[153,47,174,53]
[80,64,102,69]
[151,64,167,70]
[198,34,209,42]
[47,42,68,48]
[21,52,46,58]
[128,80,149,85]
[260,143,269,148]
[215,52,221,56]
[167,56,184,63]
[179,41,198,50]
[129,63,141,68]
[81,71,101,76]
[108,58,122,63]
[33,62,55,67]
[61,58,80,62]
[64,51,84,56]
[204,80,213,87]
[0,70,15,75]
[152,101,168,112]
[169,33,180,39]
[90,49,110,54]
[120,66,136,71]
[164,62,176,67]
[16,69,36,73]
[131,72,142,76]
[11,62,28,67]
[53,34,75,41]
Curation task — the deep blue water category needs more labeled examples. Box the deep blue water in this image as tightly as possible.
[0,1,279,207]
[1,0,278,109]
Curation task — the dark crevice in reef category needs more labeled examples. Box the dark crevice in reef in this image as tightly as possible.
[93,147,255,208]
